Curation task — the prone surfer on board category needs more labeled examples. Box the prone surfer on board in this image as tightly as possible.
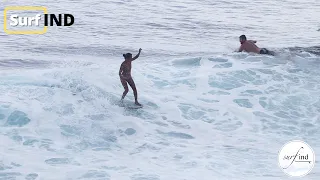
[237,35,275,56]
[119,48,142,106]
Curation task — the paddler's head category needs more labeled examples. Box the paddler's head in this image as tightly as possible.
[239,35,247,44]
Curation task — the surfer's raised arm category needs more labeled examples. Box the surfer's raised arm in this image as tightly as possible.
[132,48,142,61]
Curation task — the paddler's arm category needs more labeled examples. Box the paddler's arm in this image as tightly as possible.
[238,45,244,52]
[132,48,142,61]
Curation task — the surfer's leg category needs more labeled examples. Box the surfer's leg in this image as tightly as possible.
[127,78,141,106]
[268,50,275,56]
[260,48,274,56]
[120,78,129,100]
[259,48,268,54]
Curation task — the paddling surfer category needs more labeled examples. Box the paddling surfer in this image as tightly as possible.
[238,35,274,55]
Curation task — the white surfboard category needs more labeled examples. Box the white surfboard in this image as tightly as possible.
[118,100,143,109]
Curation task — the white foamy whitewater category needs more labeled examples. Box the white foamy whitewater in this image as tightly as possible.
[0,0,320,179]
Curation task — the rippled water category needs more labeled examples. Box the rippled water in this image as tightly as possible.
[0,0,320,179]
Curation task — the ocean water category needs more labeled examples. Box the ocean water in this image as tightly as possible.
[0,0,320,179]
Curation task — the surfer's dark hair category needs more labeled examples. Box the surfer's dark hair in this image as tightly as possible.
[123,53,132,59]
[239,35,246,40]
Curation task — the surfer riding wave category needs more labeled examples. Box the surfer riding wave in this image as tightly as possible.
[119,48,142,106]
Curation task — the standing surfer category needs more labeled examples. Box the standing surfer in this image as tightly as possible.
[119,48,142,106]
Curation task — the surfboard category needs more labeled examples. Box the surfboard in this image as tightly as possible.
[125,105,143,109]
[117,100,143,109]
